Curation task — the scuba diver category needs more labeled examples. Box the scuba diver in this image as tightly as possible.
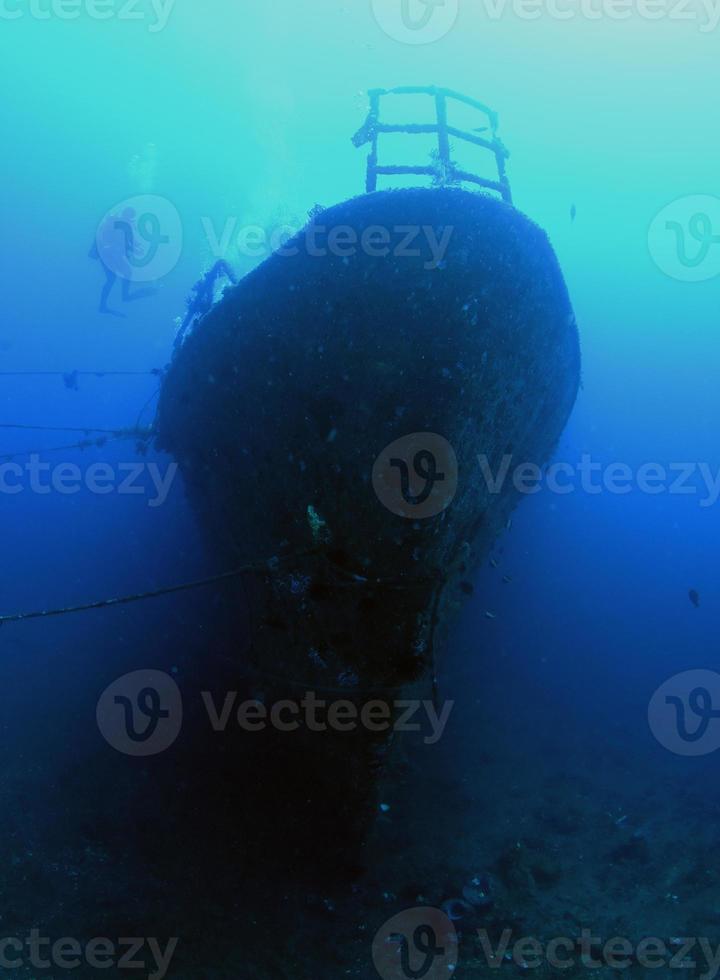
[174,260,238,350]
[89,207,156,317]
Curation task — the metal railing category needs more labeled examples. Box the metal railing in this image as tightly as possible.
[352,86,512,203]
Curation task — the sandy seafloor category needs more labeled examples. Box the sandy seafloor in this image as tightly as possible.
[1,571,717,980]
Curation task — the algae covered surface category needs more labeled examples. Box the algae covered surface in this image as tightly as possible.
[155,185,580,877]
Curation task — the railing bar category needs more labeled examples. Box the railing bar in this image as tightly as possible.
[372,124,507,157]
[375,123,440,134]
[369,85,496,118]
[451,171,504,189]
[446,126,508,156]
[374,165,438,176]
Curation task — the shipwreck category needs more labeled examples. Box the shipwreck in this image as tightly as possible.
[155,87,581,875]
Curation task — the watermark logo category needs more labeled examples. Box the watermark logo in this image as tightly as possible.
[372,908,458,980]
[202,218,453,270]
[371,0,459,43]
[648,196,720,283]
[649,669,720,756]
[0,457,177,508]
[0,0,177,32]
[203,693,453,746]
[98,684,454,756]
[0,931,177,979]
[461,0,720,29]
[373,433,458,519]
[94,195,183,285]
[475,929,716,973]
[478,453,720,507]
[97,670,182,757]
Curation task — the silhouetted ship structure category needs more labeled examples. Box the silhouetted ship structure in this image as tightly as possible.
[156,87,580,877]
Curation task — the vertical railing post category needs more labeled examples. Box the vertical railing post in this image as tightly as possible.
[434,90,450,182]
[496,152,512,204]
[367,91,381,193]
[487,107,511,203]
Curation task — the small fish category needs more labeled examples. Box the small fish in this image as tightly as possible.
[689,589,700,608]
[506,518,513,531]
[502,575,512,584]
[570,203,577,223]
[490,559,499,569]
[460,582,474,596]
[485,611,497,620]
[63,370,80,391]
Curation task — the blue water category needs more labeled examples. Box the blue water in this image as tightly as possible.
[2,2,720,976]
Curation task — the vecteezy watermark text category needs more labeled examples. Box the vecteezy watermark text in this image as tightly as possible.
[479,453,720,506]
[0,0,177,31]
[93,197,454,286]
[0,456,178,507]
[373,911,720,980]
[202,218,455,271]
[202,692,454,745]
[369,0,719,40]
[477,930,720,975]
[370,435,720,523]
[477,0,719,30]
[0,931,177,979]
[97,670,455,756]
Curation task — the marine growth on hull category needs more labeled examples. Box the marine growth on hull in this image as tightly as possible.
[156,88,581,873]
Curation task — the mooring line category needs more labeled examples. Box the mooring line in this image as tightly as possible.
[0,556,445,709]
[0,371,160,378]
[0,424,154,461]
[0,424,150,435]
[0,567,258,626]
[1,439,115,462]
[0,555,436,626]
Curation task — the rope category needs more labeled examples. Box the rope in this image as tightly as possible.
[0,371,161,378]
[0,555,436,626]
[0,369,163,394]
[0,566,261,626]
[0,425,154,462]
[0,552,445,704]
[0,424,150,435]
[2,440,109,462]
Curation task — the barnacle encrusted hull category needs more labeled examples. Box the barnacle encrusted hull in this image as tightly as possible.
[156,187,580,870]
